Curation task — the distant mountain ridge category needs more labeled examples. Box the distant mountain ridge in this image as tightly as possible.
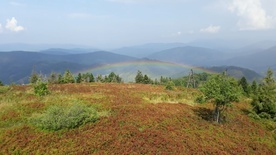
[147,46,225,66]
[0,41,274,84]
[0,51,137,84]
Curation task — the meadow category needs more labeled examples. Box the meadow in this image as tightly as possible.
[0,83,275,154]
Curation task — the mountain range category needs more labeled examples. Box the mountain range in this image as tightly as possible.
[0,41,275,84]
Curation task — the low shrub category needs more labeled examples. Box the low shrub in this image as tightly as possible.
[165,81,175,90]
[195,95,206,104]
[29,103,98,131]
[34,82,49,96]
[0,86,10,94]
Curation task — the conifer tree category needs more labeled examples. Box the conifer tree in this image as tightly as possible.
[135,70,144,83]
[239,77,249,95]
[251,68,276,120]
[76,73,82,83]
[63,70,75,83]
[29,71,39,84]
[0,80,3,86]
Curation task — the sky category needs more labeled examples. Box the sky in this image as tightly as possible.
[0,0,276,49]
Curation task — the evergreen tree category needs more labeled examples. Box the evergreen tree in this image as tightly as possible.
[29,71,39,84]
[135,70,144,83]
[58,74,63,84]
[76,73,82,83]
[251,80,258,95]
[143,75,151,84]
[63,70,75,83]
[48,72,59,84]
[200,74,240,123]
[96,74,103,82]
[238,77,249,95]
[89,73,95,82]
[251,68,276,120]
[0,80,3,86]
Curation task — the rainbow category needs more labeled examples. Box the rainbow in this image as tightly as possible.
[77,60,216,76]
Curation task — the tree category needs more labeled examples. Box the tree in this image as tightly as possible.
[76,73,82,83]
[29,71,39,84]
[0,80,3,86]
[238,77,250,96]
[143,75,151,84]
[135,70,144,83]
[96,74,104,82]
[63,70,75,83]
[251,68,276,120]
[251,80,258,95]
[89,73,95,82]
[200,74,240,123]
[58,74,63,84]
[48,72,59,84]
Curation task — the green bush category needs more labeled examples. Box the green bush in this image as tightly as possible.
[195,95,206,104]
[165,81,175,90]
[29,103,98,131]
[0,86,10,94]
[34,82,49,96]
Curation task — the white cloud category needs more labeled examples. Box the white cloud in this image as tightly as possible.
[5,17,25,32]
[0,23,2,33]
[228,0,274,30]
[200,25,221,33]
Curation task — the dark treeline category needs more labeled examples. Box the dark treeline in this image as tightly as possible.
[29,70,122,84]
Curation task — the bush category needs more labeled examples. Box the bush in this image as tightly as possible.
[259,112,271,119]
[29,103,98,131]
[34,82,49,96]
[165,81,175,90]
[195,95,206,104]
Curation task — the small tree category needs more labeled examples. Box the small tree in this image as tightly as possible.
[76,73,82,83]
[0,80,3,86]
[135,70,144,83]
[29,71,39,84]
[251,68,276,120]
[48,72,59,84]
[238,76,250,96]
[143,75,151,84]
[89,73,95,82]
[200,74,240,123]
[251,80,258,95]
[63,70,75,83]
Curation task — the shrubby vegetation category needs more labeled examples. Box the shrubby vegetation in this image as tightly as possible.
[251,69,276,121]
[0,80,4,86]
[199,73,241,123]
[33,80,50,96]
[29,103,98,131]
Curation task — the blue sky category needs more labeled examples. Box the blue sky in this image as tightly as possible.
[0,0,275,48]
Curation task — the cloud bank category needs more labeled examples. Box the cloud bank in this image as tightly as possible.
[228,0,273,30]
[200,25,220,33]
[5,17,25,32]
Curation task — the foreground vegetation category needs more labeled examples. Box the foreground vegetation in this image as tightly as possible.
[0,82,275,154]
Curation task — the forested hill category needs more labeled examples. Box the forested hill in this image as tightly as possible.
[0,51,137,84]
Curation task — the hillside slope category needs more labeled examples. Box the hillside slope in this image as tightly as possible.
[147,46,225,66]
[0,83,275,154]
[0,51,137,84]
[226,46,276,73]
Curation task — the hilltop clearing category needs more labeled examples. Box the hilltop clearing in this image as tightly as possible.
[0,83,275,154]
